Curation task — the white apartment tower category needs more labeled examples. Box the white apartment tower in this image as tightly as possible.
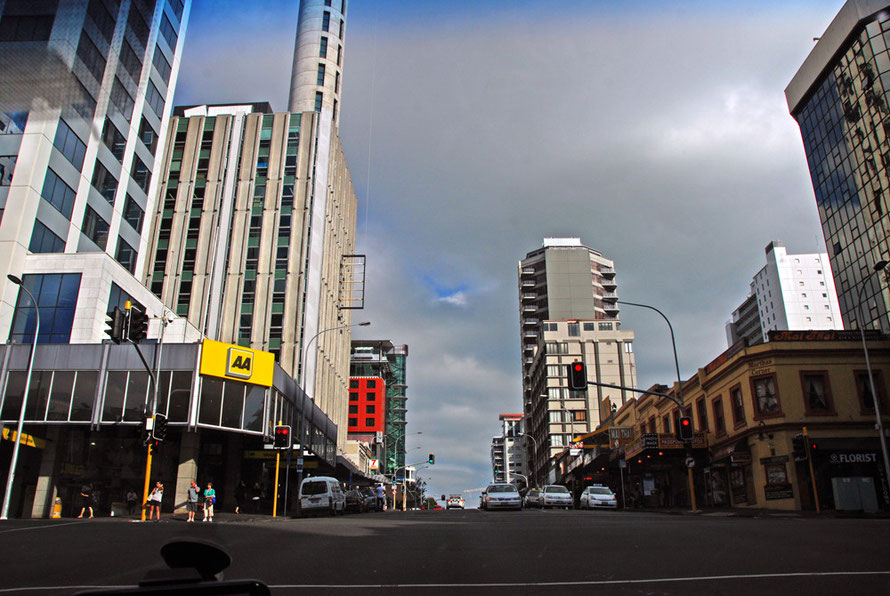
[726,241,843,346]
[518,238,637,485]
[490,413,526,485]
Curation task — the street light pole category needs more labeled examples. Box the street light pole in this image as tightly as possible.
[617,299,696,512]
[287,320,370,516]
[856,261,890,494]
[1,275,40,520]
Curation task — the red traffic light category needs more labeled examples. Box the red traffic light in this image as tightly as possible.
[273,425,292,449]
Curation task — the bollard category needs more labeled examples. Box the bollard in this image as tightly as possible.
[52,497,62,519]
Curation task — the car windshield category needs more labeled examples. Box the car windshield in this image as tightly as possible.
[545,486,569,493]
[590,487,613,495]
[302,481,328,496]
[488,485,517,493]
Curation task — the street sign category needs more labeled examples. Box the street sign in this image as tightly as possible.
[369,458,379,470]
[685,456,695,468]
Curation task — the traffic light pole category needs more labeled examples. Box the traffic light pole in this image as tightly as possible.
[803,426,821,513]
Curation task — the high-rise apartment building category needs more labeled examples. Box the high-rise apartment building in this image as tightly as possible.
[786,0,890,333]
[518,238,636,485]
[490,413,525,485]
[726,241,843,346]
[0,0,190,344]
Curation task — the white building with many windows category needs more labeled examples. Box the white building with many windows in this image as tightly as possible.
[726,241,843,346]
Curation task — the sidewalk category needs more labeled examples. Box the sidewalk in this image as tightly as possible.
[621,505,890,519]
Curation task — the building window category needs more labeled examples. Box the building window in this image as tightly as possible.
[366,405,375,414]
[153,46,172,84]
[854,371,884,414]
[599,322,614,331]
[314,91,323,112]
[29,220,65,253]
[800,371,833,414]
[41,169,76,219]
[712,397,725,435]
[76,31,106,84]
[365,418,375,427]
[131,155,151,193]
[145,81,165,118]
[122,194,144,233]
[349,380,358,389]
[624,342,633,353]
[53,119,87,170]
[82,205,109,249]
[126,4,150,47]
[348,417,357,427]
[322,11,330,31]
[366,379,376,388]
[139,117,158,155]
[8,273,82,344]
[348,405,358,414]
[110,77,135,121]
[91,161,118,203]
[367,392,376,401]
[101,118,126,162]
[317,63,325,86]
[730,384,745,427]
[119,40,143,82]
[696,397,708,431]
[115,238,137,273]
[662,414,671,434]
[0,14,55,42]
[349,392,358,402]
[750,374,782,419]
[567,322,580,337]
[160,13,178,49]
[319,36,328,58]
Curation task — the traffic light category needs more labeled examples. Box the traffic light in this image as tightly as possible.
[274,425,292,449]
[792,433,807,461]
[105,307,126,344]
[152,413,168,442]
[677,416,693,441]
[428,453,435,465]
[568,361,587,391]
[128,308,149,343]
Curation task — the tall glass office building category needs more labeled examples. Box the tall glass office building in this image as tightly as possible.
[786,0,890,332]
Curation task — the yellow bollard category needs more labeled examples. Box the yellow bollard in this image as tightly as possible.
[52,497,62,519]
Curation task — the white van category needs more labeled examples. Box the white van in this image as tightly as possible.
[299,476,346,516]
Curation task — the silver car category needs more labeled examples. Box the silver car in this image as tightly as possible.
[481,483,522,510]
[541,485,573,509]
[580,485,618,509]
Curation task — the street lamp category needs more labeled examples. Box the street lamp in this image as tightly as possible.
[518,432,538,488]
[856,260,890,491]
[1,274,40,519]
[286,320,370,515]
[617,299,696,512]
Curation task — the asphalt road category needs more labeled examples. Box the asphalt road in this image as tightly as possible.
[1,509,888,595]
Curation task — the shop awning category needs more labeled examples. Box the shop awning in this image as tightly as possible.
[710,438,751,464]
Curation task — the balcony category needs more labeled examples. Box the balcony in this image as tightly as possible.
[522,317,539,327]
[522,305,537,313]
[521,292,536,301]
[523,331,539,339]
[604,302,619,313]
[521,267,535,276]
[601,278,617,290]
[599,266,616,278]
[601,292,618,301]
[521,280,535,288]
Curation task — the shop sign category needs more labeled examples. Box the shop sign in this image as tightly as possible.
[200,339,274,387]
[760,455,790,464]
[609,426,633,447]
[626,432,707,458]
[369,459,379,470]
[764,483,794,500]
[731,452,752,464]
[1,427,46,449]
[769,329,883,342]
[829,452,878,464]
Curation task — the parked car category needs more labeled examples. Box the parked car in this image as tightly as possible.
[580,485,618,509]
[541,485,573,509]
[480,483,522,511]
[446,494,464,509]
[359,486,378,511]
[344,489,365,513]
[524,488,542,508]
[299,476,346,516]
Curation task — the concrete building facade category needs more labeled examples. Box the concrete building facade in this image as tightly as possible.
[518,238,636,485]
[726,241,843,346]
[490,413,525,486]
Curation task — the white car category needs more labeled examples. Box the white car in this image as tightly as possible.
[480,484,522,510]
[580,485,618,509]
[541,485,573,509]
[446,494,464,509]
[299,476,346,516]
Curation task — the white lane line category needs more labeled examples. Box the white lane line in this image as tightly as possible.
[0,521,84,534]
[270,570,890,589]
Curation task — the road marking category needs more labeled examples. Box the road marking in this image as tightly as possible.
[0,521,83,534]
[270,570,890,589]
[5,570,889,592]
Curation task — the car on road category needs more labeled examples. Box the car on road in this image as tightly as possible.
[541,485,573,509]
[480,483,522,511]
[299,476,346,516]
[344,489,366,513]
[359,487,379,511]
[580,485,618,509]
[446,494,464,509]
[523,488,542,508]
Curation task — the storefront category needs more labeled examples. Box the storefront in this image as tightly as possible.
[706,438,755,507]
[810,438,890,511]
[623,432,708,508]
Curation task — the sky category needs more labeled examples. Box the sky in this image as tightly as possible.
[174,0,847,503]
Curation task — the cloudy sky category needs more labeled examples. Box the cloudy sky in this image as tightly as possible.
[174,0,845,501]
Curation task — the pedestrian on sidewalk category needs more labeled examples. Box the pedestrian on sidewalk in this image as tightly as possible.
[203,482,216,522]
[234,480,247,514]
[376,484,385,511]
[147,482,163,521]
[186,481,200,522]
[77,483,93,519]
[126,489,138,516]
[251,482,262,513]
